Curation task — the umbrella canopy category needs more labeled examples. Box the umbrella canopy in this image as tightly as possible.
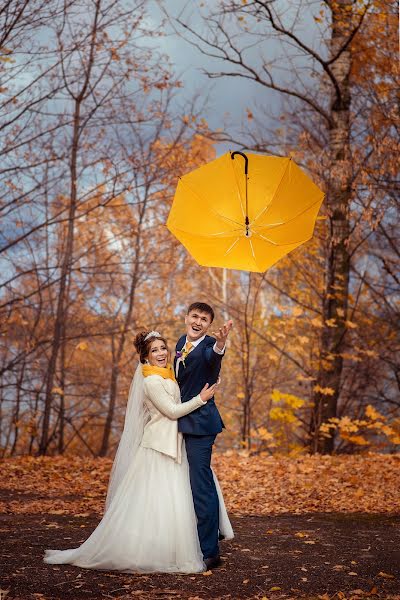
[166,151,324,273]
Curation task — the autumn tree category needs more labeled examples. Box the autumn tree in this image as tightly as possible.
[166,0,398,453]
[0,0,214,457]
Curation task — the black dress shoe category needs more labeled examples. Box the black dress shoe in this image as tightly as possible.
[218,533,225,541]
[204,555,222,570]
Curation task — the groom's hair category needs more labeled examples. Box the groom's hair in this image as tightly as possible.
[187,302,214,323]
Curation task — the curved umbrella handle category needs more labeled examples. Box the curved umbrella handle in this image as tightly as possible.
[231,151,250,235]
[231,151,248,175]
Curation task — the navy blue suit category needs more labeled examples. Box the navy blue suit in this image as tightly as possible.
[175,335,225,559]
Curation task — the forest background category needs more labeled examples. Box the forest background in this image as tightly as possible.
[0,0,398,460]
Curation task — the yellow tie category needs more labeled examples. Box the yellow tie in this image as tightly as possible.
[182,342,193,359]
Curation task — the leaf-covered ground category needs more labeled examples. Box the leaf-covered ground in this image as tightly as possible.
[1,454,399,599]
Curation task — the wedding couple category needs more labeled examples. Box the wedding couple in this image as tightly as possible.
[44,302,234,573]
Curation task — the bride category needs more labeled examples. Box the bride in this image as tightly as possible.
[44,330,233,573]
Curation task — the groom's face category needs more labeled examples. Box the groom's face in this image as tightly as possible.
[185,310,212,341]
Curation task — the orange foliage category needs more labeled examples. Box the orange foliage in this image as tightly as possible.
[1,454,399,517]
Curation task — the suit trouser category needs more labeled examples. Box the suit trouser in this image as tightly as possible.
[184,434,219,559]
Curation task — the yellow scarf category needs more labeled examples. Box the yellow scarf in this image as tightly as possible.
[142,363,177,382]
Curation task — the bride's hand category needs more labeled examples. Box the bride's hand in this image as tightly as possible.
[199,383,218,402]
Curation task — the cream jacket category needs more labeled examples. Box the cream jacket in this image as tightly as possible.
[141,375,206,463]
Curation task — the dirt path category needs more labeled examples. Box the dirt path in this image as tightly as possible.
[1,505,399,599]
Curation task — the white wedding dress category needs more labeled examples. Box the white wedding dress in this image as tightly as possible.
[44,365,233,573]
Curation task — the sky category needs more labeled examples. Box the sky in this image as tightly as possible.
[147,0,323,154]
[147,1,282,150]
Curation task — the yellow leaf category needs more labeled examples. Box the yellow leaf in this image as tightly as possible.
[345,320,357,329]
[202,570,213,576]
[313,385,335,396]
[76,341,88,351]
[325,318,338,327]
[297,374,316,382]
[270,587,281,591]
[311,317,323,328]
[365,405,384,421]
[51,387,64,396]
[379,571,395,578]
[364,349,378,357]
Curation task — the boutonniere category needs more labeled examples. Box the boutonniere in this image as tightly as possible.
[176,345,191,368]
[175,350,186,367]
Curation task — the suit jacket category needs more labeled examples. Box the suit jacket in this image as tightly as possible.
[141,375,205,463]
[175,335,225,435]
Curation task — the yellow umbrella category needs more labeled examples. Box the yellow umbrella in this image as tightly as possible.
[166,151,324,273]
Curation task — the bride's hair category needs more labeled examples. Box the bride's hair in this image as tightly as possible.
[134,331,169,364]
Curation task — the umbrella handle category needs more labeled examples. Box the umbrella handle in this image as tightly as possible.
[231,151,248,175]
[231,151,250,236]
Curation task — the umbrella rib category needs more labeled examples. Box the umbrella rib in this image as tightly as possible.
[250,157,291,227]
[169,226,243,239]
[178,178,243,228]
[253,195,324,233]
[209,227,243,237]
[256,232,310,247]
[249,238,256,260]
[224,237,240,257]
[252,221,284,230]
[257,233,279,246]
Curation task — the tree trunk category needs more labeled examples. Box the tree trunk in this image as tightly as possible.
[38,1,101,455]
[58,321,66,454]
[10,361,26,455]
[38,101,80,455]
[311,0,353,453]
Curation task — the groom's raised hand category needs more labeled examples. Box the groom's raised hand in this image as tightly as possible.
[212,319,233,351]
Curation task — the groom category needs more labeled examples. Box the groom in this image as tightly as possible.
[175,302,233,569]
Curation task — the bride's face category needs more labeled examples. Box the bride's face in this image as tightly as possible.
[148,339,168,368]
